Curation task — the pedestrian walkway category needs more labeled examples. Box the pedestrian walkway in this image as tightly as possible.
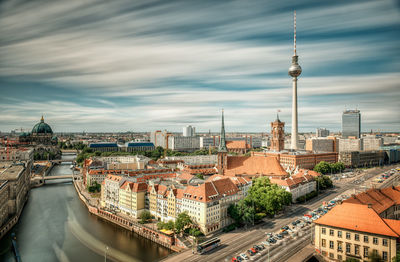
[286,244,315,262]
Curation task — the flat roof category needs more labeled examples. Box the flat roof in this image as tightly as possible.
[0,164,25,180]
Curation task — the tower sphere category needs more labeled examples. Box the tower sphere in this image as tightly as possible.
[288,56,302,77]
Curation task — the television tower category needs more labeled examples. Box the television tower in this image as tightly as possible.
[288,11,302,150]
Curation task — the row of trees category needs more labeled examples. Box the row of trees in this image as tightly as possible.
[228,177,292,227]
[33,151,57,160]
[58,141,86,150]
[314,161,345,175]
[147,211,203,236]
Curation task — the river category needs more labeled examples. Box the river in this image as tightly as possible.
[0,154,172,262]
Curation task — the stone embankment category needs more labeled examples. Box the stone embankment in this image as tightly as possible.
[72,179,185,252]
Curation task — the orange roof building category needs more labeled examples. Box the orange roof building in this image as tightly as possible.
[223,155,288,179]
[314,186,400,261]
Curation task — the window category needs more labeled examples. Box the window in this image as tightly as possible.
[337,241,342,251]
[329,253,334,258]
[383,251,388,261]
[346,243,351,253]
[383,239,388,246]
[322,227,326,235]
[355,245,360,255]
[329,241,334,249]
[355,234,359,241]
[322,239,326,247]
[363,247,369,258]
[373,237,378,245]
[346,232,351,240]
[338,254,342,260]
[329,229,334,236]
[337,231,342,238]
[364,236,368,243]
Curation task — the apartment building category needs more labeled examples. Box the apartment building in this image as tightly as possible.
[314,202,398,261]
[103,174,125,209]
[270,171,317,202]
[118,181,147,218]
[314,186,400,261]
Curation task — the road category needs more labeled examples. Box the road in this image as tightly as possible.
[161,164,399,262]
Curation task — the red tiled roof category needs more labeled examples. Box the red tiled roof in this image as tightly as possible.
[344,188,395,214]
[226,140,250,149]
[224,155,288,177]
[314,202,399,237]
[381,187,400,205]
[183,177,239,203]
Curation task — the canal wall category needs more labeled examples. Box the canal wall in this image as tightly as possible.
[72,179,185,252]
[0,193,29,240]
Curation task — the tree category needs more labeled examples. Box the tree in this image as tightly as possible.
[368,249,383,262]
[345,258,359,262]
[175,212,192,234]
[195,174,204,180]
[139,210,152,223]
[314,161,331,174]
[392,250,400,262]
[316,175,333,191]
[247,177,292,216]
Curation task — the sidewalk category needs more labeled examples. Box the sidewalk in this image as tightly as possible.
[286,244,315,262]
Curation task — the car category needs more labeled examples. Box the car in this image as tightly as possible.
[262,241,270,246]
[266,232,273,237]
[291,221,297,226]
[232,258,238,262]
[283,225,289,230]
[253,245,262,251]
[281,230,289,235]
[276,234,283,240]
[247,249,256,256]
[268,237,277,244]
[236,256,243,261]
[258,244,265,250]
[240,253,249,260]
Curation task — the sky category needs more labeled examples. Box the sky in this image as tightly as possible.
[0,0,399,133]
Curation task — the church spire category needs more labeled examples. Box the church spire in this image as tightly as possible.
[218,109,227,152]
[41,115,44,122]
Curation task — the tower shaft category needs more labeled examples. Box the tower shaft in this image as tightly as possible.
[291,77,298,150]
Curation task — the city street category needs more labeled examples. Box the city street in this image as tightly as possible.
[162,164,399,262]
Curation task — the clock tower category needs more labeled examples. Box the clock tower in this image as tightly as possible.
[270,114,285,152]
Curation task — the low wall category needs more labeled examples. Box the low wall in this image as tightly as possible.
[72,180,177,250]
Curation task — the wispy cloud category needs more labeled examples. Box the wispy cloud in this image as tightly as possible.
[0,0,399,132]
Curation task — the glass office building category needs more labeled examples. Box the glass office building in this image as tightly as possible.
[342,110,361,138]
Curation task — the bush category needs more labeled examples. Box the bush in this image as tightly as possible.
[139,210,152,223]
[222,224,237,232]
[255,213,266,221]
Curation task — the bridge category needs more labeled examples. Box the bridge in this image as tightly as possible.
[31,174,81,186]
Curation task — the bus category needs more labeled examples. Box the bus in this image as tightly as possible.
[197,237,221,254]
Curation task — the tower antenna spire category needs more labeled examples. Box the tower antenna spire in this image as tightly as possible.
[294,10,297,56]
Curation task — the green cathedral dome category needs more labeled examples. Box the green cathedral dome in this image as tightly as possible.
[32,116,53,134]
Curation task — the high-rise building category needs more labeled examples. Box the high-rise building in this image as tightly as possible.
[316,128,330,137]
[270,115,285,151]
[342,110,361,138]
[288,11,302,150]
[183,125,195,137]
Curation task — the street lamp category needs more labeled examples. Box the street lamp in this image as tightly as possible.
[104,246,109,262]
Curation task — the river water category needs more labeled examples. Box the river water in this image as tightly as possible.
[0,154,171,262]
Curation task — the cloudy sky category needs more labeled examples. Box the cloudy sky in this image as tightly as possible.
[0,0,399,133]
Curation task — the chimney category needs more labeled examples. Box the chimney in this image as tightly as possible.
[368,203,372,208]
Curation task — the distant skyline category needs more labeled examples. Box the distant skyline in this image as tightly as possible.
[0,0,399,133]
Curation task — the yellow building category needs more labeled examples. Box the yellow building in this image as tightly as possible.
[314,202,399,261]
[118,181,147,218]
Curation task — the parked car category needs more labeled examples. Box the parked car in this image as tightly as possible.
[232,257,238,262]
[247,249,256,256]
[240,253,249,260]
[276,234,283,240]
[262,241,270,246]
[253,245,262,251]
[236,256,243,261]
